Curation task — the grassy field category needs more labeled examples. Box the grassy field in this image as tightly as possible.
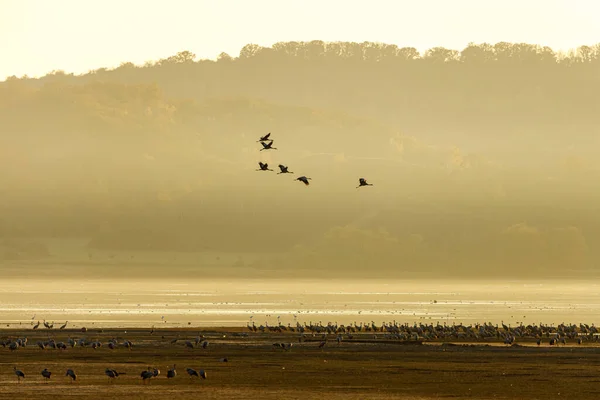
[2,327,600,399]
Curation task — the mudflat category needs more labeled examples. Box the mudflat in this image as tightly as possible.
[1,327,598,399]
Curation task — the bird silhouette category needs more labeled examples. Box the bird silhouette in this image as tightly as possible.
[260,140,277,151]
[295,176,312,186]
[356,178,373,188]
[277,164,294,174]
[256,162,273,171]
[257,132,271,142]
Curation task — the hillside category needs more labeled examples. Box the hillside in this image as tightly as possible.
[1,41,599,278]
[6,41,600,154]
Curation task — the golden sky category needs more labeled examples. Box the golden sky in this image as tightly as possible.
[1,0,598,79]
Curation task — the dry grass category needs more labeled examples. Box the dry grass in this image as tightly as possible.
[1,327,600,399]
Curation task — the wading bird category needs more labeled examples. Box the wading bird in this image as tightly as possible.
[14,367,25,383]
[277,164,293,174]
[105,368,124,381]
[186,368,199,378]
[41,368,52,382]
[356,178,373,188]
[256,162,273,171]
[66,369,77,382]
[167,364,177,379]
[140,367,154,383]
[295,176,312,186]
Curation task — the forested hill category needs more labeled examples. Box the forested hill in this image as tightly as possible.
[1,41,599,278]
[4,41,600,151]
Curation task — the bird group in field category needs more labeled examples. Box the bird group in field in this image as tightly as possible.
[139,365,205,383]
[256,132,373,188]
[12,367,76,383]
[12,365,206,384]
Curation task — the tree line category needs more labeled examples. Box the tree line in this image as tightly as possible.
[4,41,600,148]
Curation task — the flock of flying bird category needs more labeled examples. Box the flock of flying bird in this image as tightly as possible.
[255,132,374,188]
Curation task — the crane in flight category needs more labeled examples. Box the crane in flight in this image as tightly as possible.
[260,140,277,151]
[356,178,373,188]
[256,162,273,171]
[257,132,272,142]
[295,176,312,186]
[277,165,293,174]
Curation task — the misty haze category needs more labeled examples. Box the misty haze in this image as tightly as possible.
[2,2,600,396]
[2,41,600,282]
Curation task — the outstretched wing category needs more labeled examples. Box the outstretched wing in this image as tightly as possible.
[263,132,271,140]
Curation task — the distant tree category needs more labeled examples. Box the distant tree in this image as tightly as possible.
[423,47,459,63]
[239,44,262,59]
[460,42,495,64]
[217,52,233,62]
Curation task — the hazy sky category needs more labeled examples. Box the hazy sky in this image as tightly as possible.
[1,0,598,79]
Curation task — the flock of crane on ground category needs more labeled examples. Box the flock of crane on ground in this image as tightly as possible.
[256,132,374,188]
[5,328,213,384]
[5,319,598,384]
[11,364,206,384]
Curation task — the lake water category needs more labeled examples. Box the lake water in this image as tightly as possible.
[0,278,598,329]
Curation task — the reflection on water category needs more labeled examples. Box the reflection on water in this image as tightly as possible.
[0,279,598,328]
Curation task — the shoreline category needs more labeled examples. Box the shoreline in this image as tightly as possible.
[1,325,597,344]
[2,326,600,399]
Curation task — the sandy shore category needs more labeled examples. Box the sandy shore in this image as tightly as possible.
[1,327,598,399]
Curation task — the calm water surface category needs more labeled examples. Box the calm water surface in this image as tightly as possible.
[0,279,598,328]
